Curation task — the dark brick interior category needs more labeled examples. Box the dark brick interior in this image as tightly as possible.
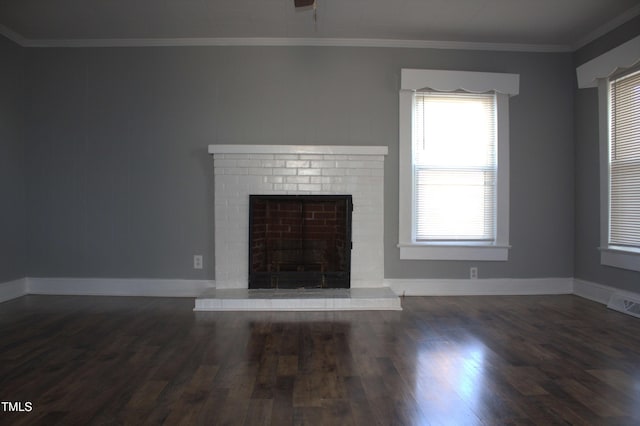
[249,195,352,289]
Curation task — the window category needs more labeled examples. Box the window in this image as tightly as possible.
[609,69,640,249]
[398,69,519,260]
[576,34,640,271]
[599,67,640,271]
[413,92,496,242]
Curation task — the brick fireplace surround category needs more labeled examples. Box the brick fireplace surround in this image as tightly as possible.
[194,145,402,311]
[208,145,388,290]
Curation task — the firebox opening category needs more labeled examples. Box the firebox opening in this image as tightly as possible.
[249,195,353,289]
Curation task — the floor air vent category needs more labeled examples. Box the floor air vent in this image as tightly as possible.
[607,292,640,319]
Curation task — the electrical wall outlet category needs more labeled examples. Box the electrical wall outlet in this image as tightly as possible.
[193,255,203,270]
[470,267,478,279]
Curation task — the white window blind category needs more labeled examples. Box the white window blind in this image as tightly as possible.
[609,69,640,248]
[413,92,497,241]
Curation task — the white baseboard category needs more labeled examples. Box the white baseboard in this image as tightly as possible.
[27,277,215,297]
[4,276,638,308]
[385,277,574,296]
[0,278,27,303]
[572,278,623,305]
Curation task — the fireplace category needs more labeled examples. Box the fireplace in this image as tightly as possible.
[249,195,353,289]
[208,144,387,289]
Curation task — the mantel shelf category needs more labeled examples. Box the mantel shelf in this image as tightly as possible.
[208,144,388,156]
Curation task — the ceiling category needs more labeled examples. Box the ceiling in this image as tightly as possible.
[1,0,640,50]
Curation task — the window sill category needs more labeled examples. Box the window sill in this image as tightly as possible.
[600,247,640,272]
[398,243,510,261]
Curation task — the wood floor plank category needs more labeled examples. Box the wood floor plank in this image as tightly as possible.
[1,294,640,425]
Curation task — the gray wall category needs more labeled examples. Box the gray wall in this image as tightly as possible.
[24,46,576,280]
[573,20,640,293]
[0,35,26,283]
[25,48,216,279]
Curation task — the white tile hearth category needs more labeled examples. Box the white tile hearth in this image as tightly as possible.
[194,287,402,311]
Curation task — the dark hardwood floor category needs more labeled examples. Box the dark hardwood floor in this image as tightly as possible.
[1,294,640,425]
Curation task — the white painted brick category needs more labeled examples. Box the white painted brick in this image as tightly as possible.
[365,161,384,169]
[273,184,298,191]
[219,175,239,185]
[342,175,359,184]
[297,168,322,176]
[322,168,346,176]
[299,154,324,160]
[261,159,286,168]
[272,168,297,176]
[297,183,322,191]
[346,168,372,176]
[237,159,262,167]
[240,175,263,186]
[264,176,284,183]
[222,167,248,175]
[311,160,336,168]
[214,159,237,168]
[323,184,348,192]
[285,175,310,184]
[336,160,367,169]
[274,154,299,160]
[227,196,249,206]
[255,183,274,193]
[249,168,272,175]
[310,176,332,184]
[219,154,249,160]
[285,160,310,168]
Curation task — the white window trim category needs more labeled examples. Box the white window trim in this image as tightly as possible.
[398,69,519,261]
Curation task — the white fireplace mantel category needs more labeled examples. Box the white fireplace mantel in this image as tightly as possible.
[208,144,388,156]
[209,144,388,289]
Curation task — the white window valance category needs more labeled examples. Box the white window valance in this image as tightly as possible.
[576,35,640,89]
[401,69,520,96]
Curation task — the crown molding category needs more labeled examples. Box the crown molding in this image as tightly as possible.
[0,27,571,52]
